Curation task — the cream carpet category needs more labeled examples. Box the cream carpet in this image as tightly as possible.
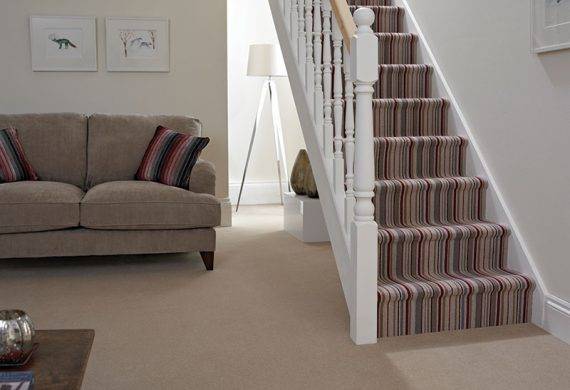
[0,205,568,389]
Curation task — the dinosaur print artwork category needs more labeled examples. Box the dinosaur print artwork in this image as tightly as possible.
[48,33,78,50]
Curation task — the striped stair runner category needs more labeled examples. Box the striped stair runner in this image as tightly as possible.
[348,0,534,337]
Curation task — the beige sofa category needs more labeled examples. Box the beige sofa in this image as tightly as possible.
[0,113,220,270]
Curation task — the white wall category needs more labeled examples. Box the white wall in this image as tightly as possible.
[227,0,305,205]
[404,0,570,305]
[0,0,228,199]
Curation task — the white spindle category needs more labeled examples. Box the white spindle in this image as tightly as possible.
[314,0,324,151]
[284,0,291,33]
[349,7,378,345]
[291,0,299,60]
[343,45,355,232]
[321,0,332,162]
[289,0,299,63]
[305,0,315,117]
[332,14,344,200]
[298,0,306,85]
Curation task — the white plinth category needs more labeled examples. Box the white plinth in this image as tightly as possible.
[283,192,330,243]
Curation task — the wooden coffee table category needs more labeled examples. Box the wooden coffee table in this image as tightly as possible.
[1,329,95,390]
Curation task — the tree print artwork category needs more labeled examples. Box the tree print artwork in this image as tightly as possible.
[119,29,158,58]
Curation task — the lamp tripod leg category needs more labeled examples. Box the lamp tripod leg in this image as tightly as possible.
[269,79,291,201]
[236,80,269,212]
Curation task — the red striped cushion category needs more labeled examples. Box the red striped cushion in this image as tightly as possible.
[136,126,210,189]
[0,127,38,183]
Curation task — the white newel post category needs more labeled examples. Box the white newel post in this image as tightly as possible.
[349,8,378,345]
[332,14,345,206]
[298,0,306,85]
[322,1,333,163]
[305,0,315,118]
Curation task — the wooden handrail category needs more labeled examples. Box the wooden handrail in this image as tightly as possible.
[330,0,356,51]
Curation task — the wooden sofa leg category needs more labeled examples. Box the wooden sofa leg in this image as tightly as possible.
[200,251,214,271]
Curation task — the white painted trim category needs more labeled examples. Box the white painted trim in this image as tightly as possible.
[229,181,288,205]
[396,0,548,325]
[543,295,570,344]
[219,197,232,227]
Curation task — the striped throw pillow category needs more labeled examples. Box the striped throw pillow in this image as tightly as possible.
[136,126,210,189]
[0,127,38,183]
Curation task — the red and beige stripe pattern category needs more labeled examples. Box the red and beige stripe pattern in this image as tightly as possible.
[136,126,210,189]
[374,177,487,227]
[376,64,432,98]
[0,127,38,183]
[349,6,403,33]
[348,0,534,337]
[373,98,449,137]
[374,136,466,179]
[377,33,417,64]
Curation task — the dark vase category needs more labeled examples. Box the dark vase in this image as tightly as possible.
[290,149,318,198]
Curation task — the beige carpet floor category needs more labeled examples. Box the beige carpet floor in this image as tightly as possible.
[0,205,569,389]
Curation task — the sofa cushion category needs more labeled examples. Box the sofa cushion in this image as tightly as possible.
[0,113,87,188]
[136,126,210,189]
[81,181,220,230]
[86,114,202,189]
[0,127,38,183]
[0,181,83,234]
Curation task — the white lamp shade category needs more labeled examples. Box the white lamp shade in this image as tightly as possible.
[247,44,287,77]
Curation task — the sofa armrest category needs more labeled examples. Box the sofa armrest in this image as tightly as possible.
[188,159,216,196]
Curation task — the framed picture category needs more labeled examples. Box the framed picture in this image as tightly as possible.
[106,17,170,72]
[30,16,97,71]
[532,0,570,53]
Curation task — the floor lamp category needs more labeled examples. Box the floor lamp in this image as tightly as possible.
[236,44,290,212]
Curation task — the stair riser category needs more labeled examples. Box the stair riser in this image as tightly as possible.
[378,284,534,337]
[376,65,432,98]
[374,137,466,180]
[349,6,403,33]
[373,99,449,137]
[378,224,509,278]
[378,34,416,64]
[375,178,487,227]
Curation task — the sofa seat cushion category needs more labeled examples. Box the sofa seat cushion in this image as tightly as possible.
[0,181,83,234]
[80,181,221,230]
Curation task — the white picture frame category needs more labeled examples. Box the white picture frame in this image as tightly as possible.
[30,15,97,71]
[532,0,570,53]
[106,17,170,72]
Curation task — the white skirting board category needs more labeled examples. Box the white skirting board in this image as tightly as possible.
[228,181,288,205]
[543,295,570,344]
[219,197,232,227]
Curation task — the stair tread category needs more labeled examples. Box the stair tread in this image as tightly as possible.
[378,269,533,297]
[379,64,432,69]
[375,32,415,37]
[375,176,485,186]
[373,97,447,103]
[374,135,463,141]
[348,0,391,5]
[378,221,509,237]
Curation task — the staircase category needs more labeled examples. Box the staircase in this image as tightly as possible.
[270,0,534,343]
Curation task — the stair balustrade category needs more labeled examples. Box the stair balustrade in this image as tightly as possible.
[270,0,379,344]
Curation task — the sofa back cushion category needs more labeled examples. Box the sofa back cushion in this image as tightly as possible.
[86,114,201,188]
[0,113,87,188]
